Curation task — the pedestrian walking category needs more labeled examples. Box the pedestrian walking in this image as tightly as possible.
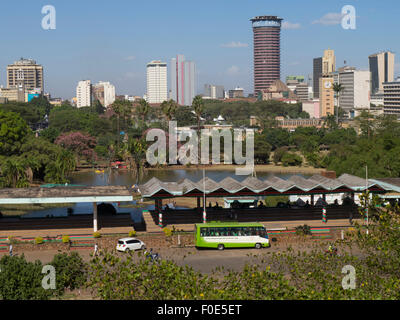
[94,243,99,256]
[9,244,13,257]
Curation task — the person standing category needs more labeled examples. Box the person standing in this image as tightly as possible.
[9,244,13,257]
[94,243,99,256]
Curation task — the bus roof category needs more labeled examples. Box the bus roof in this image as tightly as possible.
[195,222,265,228]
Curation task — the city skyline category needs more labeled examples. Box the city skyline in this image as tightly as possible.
[0,0,399,100]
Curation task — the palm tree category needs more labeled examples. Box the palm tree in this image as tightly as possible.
[192,95,204,135]
[111,100,132,152]
[161,99,178,122]
[128,138,147,184]
[137,99,150,124]
[44,150,76,184]
[0,159,29,188]
[333,83,344,125]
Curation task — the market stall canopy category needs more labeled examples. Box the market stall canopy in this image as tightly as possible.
[139,174,392,199]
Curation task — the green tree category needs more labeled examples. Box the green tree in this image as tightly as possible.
[0,255,53,300]
[136,99,150,123]
[0,110,30,156]
[128,138,147,184]
[93,99,106,114]
[161,99,178,122]
[0,158,30,188]
[254,134,271,164]
[281,152,303,167]
[44,149,76,183]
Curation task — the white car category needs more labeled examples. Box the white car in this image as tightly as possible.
[116,238,146,252]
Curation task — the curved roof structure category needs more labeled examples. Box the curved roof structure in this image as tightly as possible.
[139,174,390,199]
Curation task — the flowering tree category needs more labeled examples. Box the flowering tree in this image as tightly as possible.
[55,131,97,164]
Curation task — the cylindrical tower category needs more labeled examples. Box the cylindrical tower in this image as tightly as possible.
[250,16,283,96]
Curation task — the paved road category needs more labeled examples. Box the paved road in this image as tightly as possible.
[0,244,314,274]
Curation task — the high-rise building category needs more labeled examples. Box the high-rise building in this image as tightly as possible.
[146,60,168,104]
[7,58,44,93]
[250,16,283,95]
[323,49,336,75]
[313,49,336,99]
[294,83,310,102]
[169,55,196,106]
[313,57,323,99]
[336,67,371,113]
[204,84,224,99]
[319,76,334,117]
[228,87,244,98]
[76,80,92,108]
[286,76,305,83]
[369,51,395,95]
[383,79,400,116]
[92,81,116,107]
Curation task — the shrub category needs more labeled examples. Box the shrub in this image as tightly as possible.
[128,230,137,237]
[273,147,289,165]
[281,152,303,167]
[7,236,17,244]
[93,232,101,238]
[0,255,53,300]
[35,237,44,245]
[50,252,87,296]
[62,235,70,244]
[163,228,172,237]
[295,225,312,235]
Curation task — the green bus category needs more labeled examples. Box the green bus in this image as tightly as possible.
[195,222,270,250]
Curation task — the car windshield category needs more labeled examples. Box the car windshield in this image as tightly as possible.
[118,240,124,244]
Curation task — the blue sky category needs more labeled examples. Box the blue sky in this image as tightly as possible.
[0,0,399,99]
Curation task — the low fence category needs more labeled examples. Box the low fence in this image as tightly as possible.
[150,206,360,227]
[0,214,133,231]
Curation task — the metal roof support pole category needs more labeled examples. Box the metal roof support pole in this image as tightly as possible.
[93,202,98,233]
[311,194,315,206]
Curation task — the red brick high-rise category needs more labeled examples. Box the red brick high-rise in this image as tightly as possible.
[251,16,283,96]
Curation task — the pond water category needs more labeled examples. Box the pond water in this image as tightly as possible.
[19,169,311,222]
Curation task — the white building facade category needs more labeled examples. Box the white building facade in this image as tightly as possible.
[337,68,371,113]
[146,60,168,104]
[76,80,92,108]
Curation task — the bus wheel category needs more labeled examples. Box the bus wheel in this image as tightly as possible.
[217,244,225,251]
[255,243,262,249]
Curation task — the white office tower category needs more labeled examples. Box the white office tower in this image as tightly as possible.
[338,68,371,113]
[76,80,92,108]
[93,81,116,107]
[146,60,168,104]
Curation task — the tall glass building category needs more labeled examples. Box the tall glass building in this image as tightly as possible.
[250,16,283,95]
[169,55,196,106]
[369,51,395,95]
